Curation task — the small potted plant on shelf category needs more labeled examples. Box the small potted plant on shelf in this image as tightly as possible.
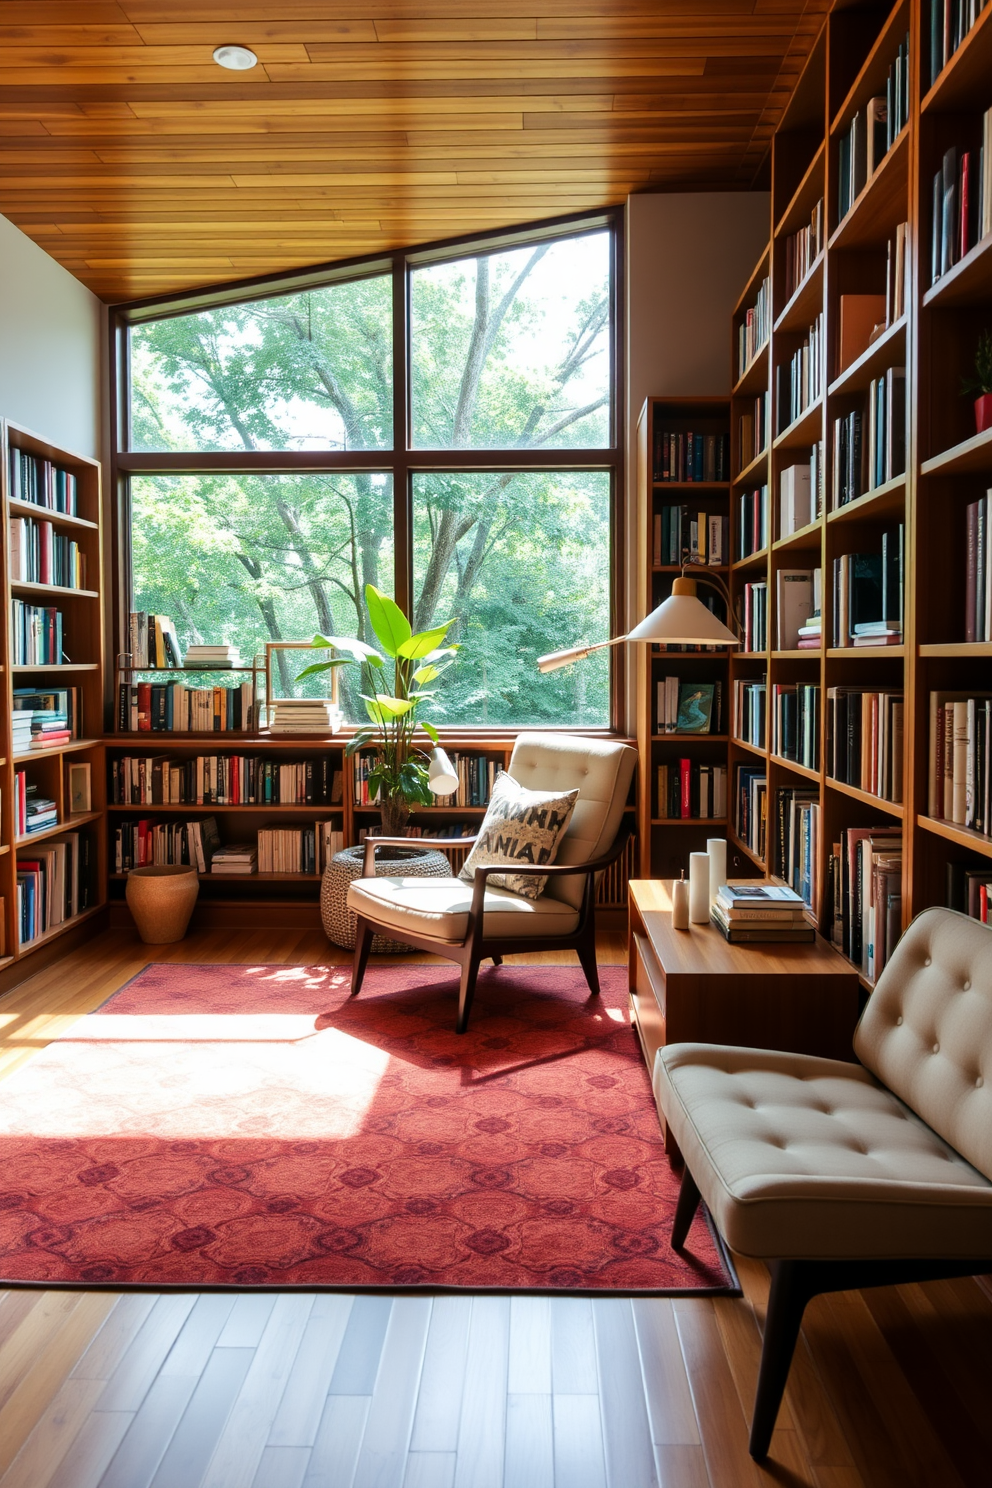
[298,583,460,836]
[963,329,992,435]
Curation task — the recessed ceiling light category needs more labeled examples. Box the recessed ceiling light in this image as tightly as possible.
[212,45,258,71]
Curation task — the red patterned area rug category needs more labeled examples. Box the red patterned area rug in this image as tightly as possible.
[0,963,736,1293]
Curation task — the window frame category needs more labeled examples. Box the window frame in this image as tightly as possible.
[109,207,626,736]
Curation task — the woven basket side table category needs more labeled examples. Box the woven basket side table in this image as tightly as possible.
[320,844,452,952]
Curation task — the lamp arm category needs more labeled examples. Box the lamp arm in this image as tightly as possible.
[536,634,628,673]
[680,565,742,638]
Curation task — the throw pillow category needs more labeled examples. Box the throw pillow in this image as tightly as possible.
[458,772,579,900]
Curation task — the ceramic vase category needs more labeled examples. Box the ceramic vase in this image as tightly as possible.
[126,864,199,943]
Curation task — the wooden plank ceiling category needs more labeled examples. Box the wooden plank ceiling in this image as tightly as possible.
[0,0,828,304]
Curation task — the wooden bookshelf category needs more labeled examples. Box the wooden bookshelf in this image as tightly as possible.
[0,419,107,966]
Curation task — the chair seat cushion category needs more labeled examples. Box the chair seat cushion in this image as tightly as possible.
[655,1042,992,1261]
[347,874,580,943]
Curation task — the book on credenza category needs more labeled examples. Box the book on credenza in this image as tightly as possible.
[711,882,814,943]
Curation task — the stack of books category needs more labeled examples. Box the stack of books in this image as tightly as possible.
[184,643,242,669]
[266,699,341,734]
[210,843,258,875]
[15,773,58,837]
[10,712,33,755]
[711,882,813,944]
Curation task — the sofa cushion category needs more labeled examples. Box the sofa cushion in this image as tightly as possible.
[854,908,992,1182]
[347,874,580,943]
[458,771,578,900]
[655,1041,992,1261]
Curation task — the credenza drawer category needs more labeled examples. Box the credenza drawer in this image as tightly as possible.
[631,931,666,1074]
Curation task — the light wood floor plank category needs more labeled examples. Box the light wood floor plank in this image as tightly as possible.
[251,1445,311,1488]
[553,1394,607,1488]
[402,1453,456,1488]
[267,1295,355,1448]
[98,1374,201,1488]
[654,1443,712,1488]
[632,1299,700,1447]
[592,1298,659,1488]
[200,1294,315,1488]
[0,1293,90,1415]
[158,1295,238,1380]
[216,1294,277,1349]
[550,1296,598,1393]
[95,1294,197,1412]
[302,1395,370,1488]
[329,1296,394,1396]
[507,1296,551,1395]
[148,1346,255,1488]
[452,1297,510,1488]
[0,1376,105,1488]
[46,1408,134,1488]
[672,1299,764,1488]
[409,1297,471,1453]
[71,1295,159,1382]
[352,1297,432,1488]
[503,1393,553,1488]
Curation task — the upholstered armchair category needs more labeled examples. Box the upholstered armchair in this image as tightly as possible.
[654,907,992,1460]
[346,732,637,1032]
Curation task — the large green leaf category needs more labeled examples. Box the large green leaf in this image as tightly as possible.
[412,663,440,685]
[295,658,351,681]
[365,584,411,658]
[311,633,381,662]
[373,693,416,719]
[397,619,456,660]
[421,721,439,745]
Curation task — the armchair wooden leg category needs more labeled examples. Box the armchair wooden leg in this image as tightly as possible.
[671,1167,701,1251]
[749,1260,815,1460]
[575,935,601,998]
[456,953,481,1035]
[351,918,374,998]
[490,953,503,966]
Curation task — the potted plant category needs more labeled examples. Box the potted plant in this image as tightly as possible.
[299,583,459,836]
[963,329,992,435]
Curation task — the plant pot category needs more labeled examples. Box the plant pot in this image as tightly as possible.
[126,865,199,943]
[976,394,992,435]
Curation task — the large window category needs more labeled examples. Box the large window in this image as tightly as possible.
[119,217,620,729]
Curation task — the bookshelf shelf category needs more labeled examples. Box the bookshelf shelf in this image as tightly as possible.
[15,810,103,849]
[917,815,992,859]
[107,804,346,814]
[651,482,729,493]
[922,233,992,310]
[774,254,824,336]
[7,498,99,532]
[9,581,99,600]
[771,649,821,660]
[828,125,910,252]
[11,663,100,674]
[732,548,769,571]
[732,345,770,399]
[773,398,823,451]
[650,818,728,828]
[773,519,822,551]
[774,141,825,241]
[828,315,907,398]
[652,734,729,743]
[921,426,992,478]
[727,827,765,871]
[652,564,729,574]
[731,737,767,759]
[770,754,820,783]
[825,646,905,659]
[18,904,105,955]
[826,778,904,817]
[921,0,992,113]
[12,736,102,763]
[826,474,906,524]
[829,0,908,137]
[919,643,992,658]
[732,447,770,487]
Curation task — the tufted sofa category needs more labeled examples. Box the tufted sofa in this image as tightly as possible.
[654,906,992,1460]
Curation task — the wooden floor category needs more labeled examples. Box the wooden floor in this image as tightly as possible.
[0,926,990,1488]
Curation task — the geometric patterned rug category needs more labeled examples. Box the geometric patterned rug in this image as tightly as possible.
[0,962,736,1293]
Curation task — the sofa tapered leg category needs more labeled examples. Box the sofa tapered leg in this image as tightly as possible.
[351,918,374,997]
[671,1167,701,1250]
[576,935,601,998]
[456,954,481,1034]
[749,1261,813,1460]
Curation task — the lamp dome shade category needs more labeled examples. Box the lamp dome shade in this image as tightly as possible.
[626,577,739,647]
[427,746,459,797]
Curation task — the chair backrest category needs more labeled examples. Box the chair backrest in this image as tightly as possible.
[507,732,637,908]
[854,907,992,1179]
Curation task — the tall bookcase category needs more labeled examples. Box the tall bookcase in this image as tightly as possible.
[0,419,107,970]
[680,0,992,991]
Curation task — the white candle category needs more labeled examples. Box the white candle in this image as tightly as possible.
[689,852,710,923]
[707,837,727,908]
[672,874,690,930]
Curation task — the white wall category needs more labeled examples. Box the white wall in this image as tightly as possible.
[0,212,103,459]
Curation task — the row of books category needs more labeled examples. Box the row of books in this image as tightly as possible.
[117,681,257,733]
[930,0,989,86]
[826,688,905,803]
[783,199,823,302]
[111,755,343,807]
[965,491,992,642]
[417,753,503,808]
[114,815,346,874]
[12,687,80,753]
[712,881,812,944]
[742,581,768,653]
[946,859,992,923]
[651,430,729,484]
[737,485,769,560]
[127,612,184,669]
[829,826,902,981]
[779,314,823,432]
[10,601,64,667]
[9,518,88,590]
[257,825,345,874]
[7,450,78,515]
[831,530,904,647]
[928,692,992,832]
[737,394,769,472]
[656,677,723,735]
[930,126,992,287]
[771,683,819,770]
[885,224,909,327]
[14,772,57,837]
[735,764,767,861]
[738,276,771,379]
[115,815,219,872]
[776,790,820,912]
[836,35,910,224]
[779,454,824,539]
[656,762,727,820]
[17,832,92,946]
[830,373,905,509]
[734,678,766,748]
[653,506,729,567]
